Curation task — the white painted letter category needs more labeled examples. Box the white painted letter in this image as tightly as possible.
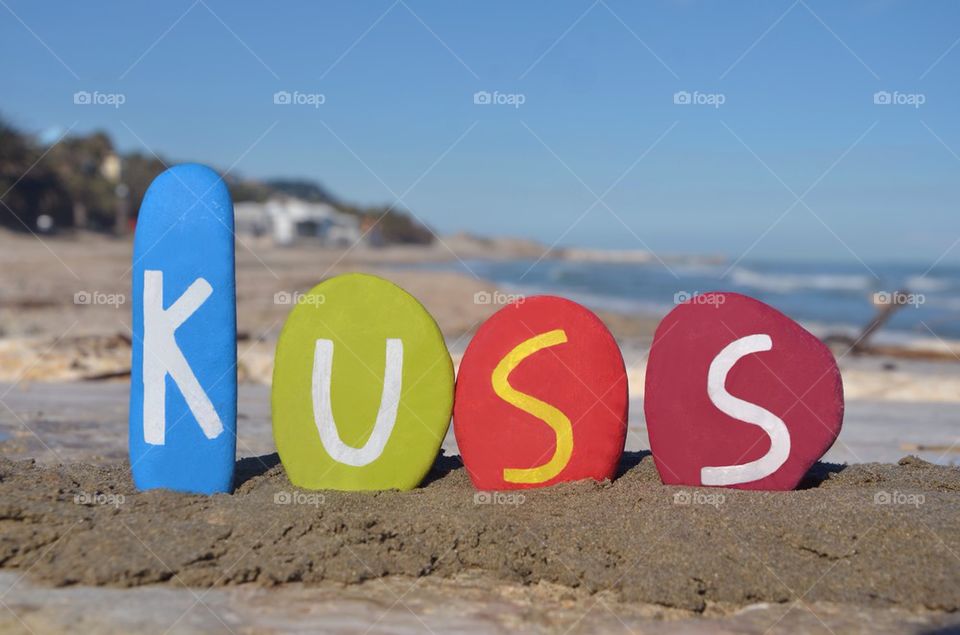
[142,270,223,445]
[700,334,790,486]
[312,339,402,466]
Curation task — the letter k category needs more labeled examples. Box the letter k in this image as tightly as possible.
[142,270,224,445]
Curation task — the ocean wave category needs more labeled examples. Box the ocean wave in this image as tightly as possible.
[905,275,952,293]
[669,263,728,277]
[730,267,873,294]
[499,282,672,317]
[920,296,960,311]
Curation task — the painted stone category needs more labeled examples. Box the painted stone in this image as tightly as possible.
[129,164,237,494]
[271,273,453,491]
[454,296,628,490]
[644,292,843,491]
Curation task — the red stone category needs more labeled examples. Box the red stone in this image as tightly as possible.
[454,296,628,490]
[644,292,844,491]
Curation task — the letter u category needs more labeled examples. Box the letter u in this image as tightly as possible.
[312,338,403,466]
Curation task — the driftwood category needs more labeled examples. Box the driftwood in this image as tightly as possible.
[0,298,60,310]
[853,289,912,353]
[862,345,959,362]
[80,369,131,381]
[900,442,960,454]
[823,289,912,356]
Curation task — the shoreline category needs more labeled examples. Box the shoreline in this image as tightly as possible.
[2,228,958,344]
[3,230,960,398]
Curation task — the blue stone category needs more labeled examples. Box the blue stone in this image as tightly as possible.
[129,164,237,494]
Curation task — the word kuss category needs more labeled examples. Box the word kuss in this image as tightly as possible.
[130,165,844,495]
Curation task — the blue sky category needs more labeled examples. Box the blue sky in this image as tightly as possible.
[3,0,959,264]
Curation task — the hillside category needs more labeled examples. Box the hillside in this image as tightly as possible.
[0,118,433,245]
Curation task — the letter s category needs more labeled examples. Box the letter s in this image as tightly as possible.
[700,334,790,486]
[492,329,573,484]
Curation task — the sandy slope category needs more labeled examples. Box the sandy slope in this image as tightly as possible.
[1,454,958,611]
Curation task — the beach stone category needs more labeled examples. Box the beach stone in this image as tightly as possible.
[129,164,237,494]
[645,292,843,491]
[271,273,453,491]
[454,296,628,490]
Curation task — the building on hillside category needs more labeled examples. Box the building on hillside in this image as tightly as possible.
[234,196,365,247]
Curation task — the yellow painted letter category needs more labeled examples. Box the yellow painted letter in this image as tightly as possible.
[492,329,573,484]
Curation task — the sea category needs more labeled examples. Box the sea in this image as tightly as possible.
[423,258,960,342]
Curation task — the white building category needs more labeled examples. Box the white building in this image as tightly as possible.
[234,196,364,247]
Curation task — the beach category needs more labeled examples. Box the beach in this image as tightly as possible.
[1,451,959,634]
[1,231,959,633]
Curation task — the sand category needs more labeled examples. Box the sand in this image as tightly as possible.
[0,230,664,386]
[4,573,959,635]
[1,452,957,615]
[6,573,959,635]
[0,230,549,342]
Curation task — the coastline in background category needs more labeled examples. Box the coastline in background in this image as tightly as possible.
[414,257,960,342]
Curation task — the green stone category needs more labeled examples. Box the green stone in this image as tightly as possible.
[272,273,453,490]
